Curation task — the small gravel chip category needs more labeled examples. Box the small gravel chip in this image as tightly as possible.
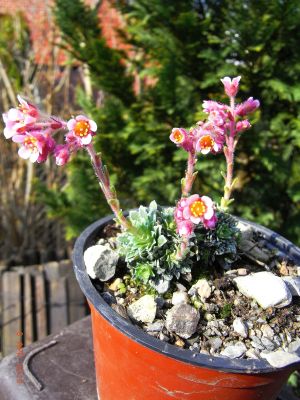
[221,342,247,359]
[233,318,248,338]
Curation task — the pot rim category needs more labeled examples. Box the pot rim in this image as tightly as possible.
[72,213,300,374]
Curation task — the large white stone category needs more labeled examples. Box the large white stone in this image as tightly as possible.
[84,244,118,281]
[261,350,300,368]
[234,272,292,309]
[282,276,300,297]
[127,295,157,324]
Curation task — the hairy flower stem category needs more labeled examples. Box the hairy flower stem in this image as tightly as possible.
[182,151,197,197]
[86,144,131,231]
[177,151,197,260]
[176,238,188,260]
[221,96,237,210]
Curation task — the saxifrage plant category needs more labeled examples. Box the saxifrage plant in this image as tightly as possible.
[2,76,259,293]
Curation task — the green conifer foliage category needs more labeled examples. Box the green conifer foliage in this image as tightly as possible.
[53,0,300,243]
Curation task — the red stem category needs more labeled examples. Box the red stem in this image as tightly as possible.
[85,144,131,231]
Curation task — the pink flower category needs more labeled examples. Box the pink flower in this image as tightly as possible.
[17,95,39,118]
[202,101,228,114]
[12,131,55,163]
[194,127,225,154]
[203,214,217,229]
[236,120,251,133]
[174,194,217,237]
[67,115,97,146]
[182,194,215,224]
[220,76,241,97]
[170,128,193,152]
[2,108,36,139]
[235,97,260,116]
[177,220,194,237]
[54,145,70,166]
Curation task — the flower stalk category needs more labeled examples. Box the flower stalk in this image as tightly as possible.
[182,150,197,197]
[85,144,131,231]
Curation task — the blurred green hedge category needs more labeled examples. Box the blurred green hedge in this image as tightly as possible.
[52,0,300,243]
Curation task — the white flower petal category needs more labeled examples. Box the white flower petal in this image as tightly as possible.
[190,216,201,224]
[89,120,97,131]
[204,208,214,220]
[81,134,92,145]
[4,127,15,139]
[67,119,76,131]
[30,151,39,163]
[201,196,213,207]
[18,146,31,159]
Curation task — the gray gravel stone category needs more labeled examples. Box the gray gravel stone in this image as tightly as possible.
[188,279,212,301]
[146,321,164,332]
[127,295,157,323]
[209,337,223,351]
[221,342,247,359]
[261,350,300,368]
[171,291,189,305]
[166,304,200,339]
[282,276,300,297]
[84,244,118,281]
[261,324,274,339]
[233,318,248,338]
[261,337,276,351]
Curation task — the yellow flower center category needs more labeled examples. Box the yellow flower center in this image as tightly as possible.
[74,120,90,137]
[199,135,214,150]
[173,129,184,143]
[24,136,37,149]
[190,200,206,218]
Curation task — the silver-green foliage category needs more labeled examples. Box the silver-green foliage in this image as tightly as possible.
[117,201,192,291]
[117,203,240,292]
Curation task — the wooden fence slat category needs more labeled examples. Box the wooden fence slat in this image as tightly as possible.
[35,272,47,340]
[24,273,33,346]
[68,274,87,324]
[2,271,21,356]
[49,277,68,334]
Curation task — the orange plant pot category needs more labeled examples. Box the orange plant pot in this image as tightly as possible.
[73,215,300,400]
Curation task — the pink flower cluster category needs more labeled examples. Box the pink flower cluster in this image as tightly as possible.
[2,96,97,165]
[175,194,217,237]
[170,77,259,156]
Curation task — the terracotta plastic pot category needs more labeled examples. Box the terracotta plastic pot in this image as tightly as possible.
[73,214,300,400]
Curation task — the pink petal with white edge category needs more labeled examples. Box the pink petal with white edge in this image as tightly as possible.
[190,216,201,224]
[182,207,191,220]
[17,95,28,107]
[8,108,22,121]
[202,196,213,208]
[204,207,214,220]
[18,146,31,159]
[81,134,92,145]
[67,119,76,131]
[89,120,97,132]
[200,148,211,155]
[187,194,200,205]
[12,134,26,143]
[221,77,231,85]
[76,115,88,121]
